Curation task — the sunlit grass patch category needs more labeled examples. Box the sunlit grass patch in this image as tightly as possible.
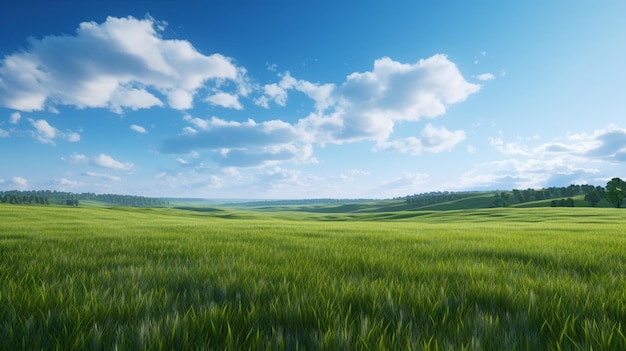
[1,205,625,350]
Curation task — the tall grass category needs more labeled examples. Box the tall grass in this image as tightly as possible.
[0,205,625,350]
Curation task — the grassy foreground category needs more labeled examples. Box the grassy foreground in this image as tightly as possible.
[1,205,625,350]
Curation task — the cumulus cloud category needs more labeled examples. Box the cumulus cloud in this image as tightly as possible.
[9,112,21,124]
[488,137,533,156]
[91,153,134,171]
[258,83,288,107]
[0,16,244,112]
[161,116,312,167]
[258,55,479,144]
[377,124,466,154]
[84,171,123,181]
[130,124,148,134]
[463,126,626,191]
[11,176,28,188]
[459,158,599,191]
[63,153,88,164]
[256,72,335,111]
[54,178,81,188]
[340,56,477,121]
[298,55,480,144]
[492,125,626,162]
[28,118,80,144]
[205,92,243,110]
[3,16,481,174]
[30,119,57,144]
[0,129,8,138]
[476,73,495,81]
[167,54,479,168]
[563,127,626,161]
[66,132,80,142]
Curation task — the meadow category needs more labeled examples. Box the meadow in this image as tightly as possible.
[0,204,625,350]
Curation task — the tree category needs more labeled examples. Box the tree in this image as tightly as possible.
[606,177,626,208]
[584,190,602,207]
[493,193,503,207]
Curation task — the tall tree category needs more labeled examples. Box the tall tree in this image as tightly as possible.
[584,190,602,207]
[605,177,626,208]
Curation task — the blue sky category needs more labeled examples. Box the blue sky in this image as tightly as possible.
[1,1,625,199]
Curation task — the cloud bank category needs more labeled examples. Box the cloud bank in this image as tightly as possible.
[460,126,626,191]
[163,54,480,167]
[0,15,481,171]
[0,16,245,113]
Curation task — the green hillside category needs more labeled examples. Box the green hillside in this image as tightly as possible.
[234,192,612,214]
[411,193,497,210]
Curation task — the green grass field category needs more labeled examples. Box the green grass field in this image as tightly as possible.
[1,204,625,350]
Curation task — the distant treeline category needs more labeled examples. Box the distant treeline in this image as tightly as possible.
[401,191,485,207]
[0,192,50,205]
[404,184,606,208]
[239,198,377,207]
[0,190,168,207]
[509,184,601,204]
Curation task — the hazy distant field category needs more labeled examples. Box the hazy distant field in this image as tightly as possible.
[1,204,625,350]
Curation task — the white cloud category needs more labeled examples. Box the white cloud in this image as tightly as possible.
[9,112,21,124]
[66,132,81,142]
[296,80,335,111]
[84,171,123,182]
[30,119,57,144]
[376,124,466,154]
[253,96,270,109]
[91,153,134,171]
[130,124,148,134]
[204,92,243,110]
[162,116,312,167]
[0,129,8,138]
[460,126,626,191]
[342,55,478,118]
[490,125,626,162]
[0,16,244,112]
[163,54,478,169]
[183,114,210,130]
[260,83,288,107]
[29,118,80,144]
[64,153,88,164]
[476,73,495,81]
[11,176,28,188]
[489,137,533,156]
[302,54,479,144]
[167,89,194,110]
[543,126,626,161]
[458,158,599,191]
[258,71,335,111]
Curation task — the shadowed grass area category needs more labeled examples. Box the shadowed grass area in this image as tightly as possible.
[1,205,625,350]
